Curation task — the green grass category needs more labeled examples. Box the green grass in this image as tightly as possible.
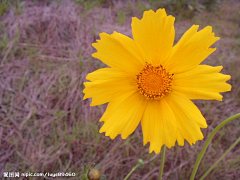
[117,10,126,25]
[0,0,239,180]
[0,0,10,17]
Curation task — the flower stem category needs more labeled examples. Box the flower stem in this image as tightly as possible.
[124,164,140,180]
[200,136,240,180]
[190,113,240,180]
[159,144,166,180]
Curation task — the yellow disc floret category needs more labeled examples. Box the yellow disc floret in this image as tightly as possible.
[137,63,173,100]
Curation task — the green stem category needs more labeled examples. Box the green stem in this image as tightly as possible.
[159,144,166,180]
[200,136,240,180]
[124,164,140,180]
[190,113,240,180]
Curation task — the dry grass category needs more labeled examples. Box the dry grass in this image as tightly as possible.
[0,0,240,179]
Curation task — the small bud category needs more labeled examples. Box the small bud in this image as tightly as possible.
[88,168,101,180]
[137,159,144,166]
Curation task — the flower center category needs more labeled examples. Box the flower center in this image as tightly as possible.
[136,63,173,100]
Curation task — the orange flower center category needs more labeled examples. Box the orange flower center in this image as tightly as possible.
[136,63,173,100]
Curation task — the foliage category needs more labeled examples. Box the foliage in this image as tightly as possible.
[0,0,11,17]
[0,0,239,180]
[117,10,126,25]
[148,0,222,19]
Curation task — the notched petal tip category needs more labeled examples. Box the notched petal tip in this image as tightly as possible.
[148,142,175,154]
[215,94,223,101]
[90,102,96,107]
[177,136,184,146]
[156,8,167,15]
[92,42,97,47]
[82,85,88,97]
[177,142,184,147]
[85,74,92,81]
[142,9,155,17]
[149,143,162,154]
[217,65,223,72]
[225,75,231,81]
[99,129,104,133]
[149,146,157,154]
[228,84,232,91]
[154,150,160,154]
[201,122,208,129]
[112,31,118,35]
[121,134,128,140]
[149,149,153,154]
[204,25,212,32]
[143,142,147,146]
[165,143,175,149]
[110,134,117,140]
[91,33,112,48]
[92,52,98,58]
[193,24,200,29]
[99,124,119,140]
[99,32,109,39]
[207,47,217,53]
[140,8,169,21]
[83,95,87,100]
[131,16,140,23]
[169,15,175,22]
[99,124,107,133]
[198,27,220,49]
[99,117,105,122]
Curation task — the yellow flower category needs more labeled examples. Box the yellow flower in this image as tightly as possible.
[83,9,231,154]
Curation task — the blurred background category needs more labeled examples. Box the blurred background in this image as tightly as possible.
[0,0,240,179]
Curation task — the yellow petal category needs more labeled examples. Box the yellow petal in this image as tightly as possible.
[164,25,220,73]
[92,32,145,75]
[172,65,231,101]
[141,99,177,154]
[83,68,136,106]
[86,67,132,81]
[99,90,147,140]
[132,8,175,66]
[165,92,208,146]
[174,65,223,78]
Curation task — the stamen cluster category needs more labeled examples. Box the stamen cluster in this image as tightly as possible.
[137,63,173,100]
